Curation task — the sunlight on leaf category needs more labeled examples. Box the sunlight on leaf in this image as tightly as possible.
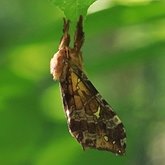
[114,0,153,5]
[88,0,111,14]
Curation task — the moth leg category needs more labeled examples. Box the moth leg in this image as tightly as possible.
[74,15,84,52]
[58,18,70,50]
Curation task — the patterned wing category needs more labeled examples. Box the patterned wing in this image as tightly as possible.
[60,65,126,155]
[50,15,126,155]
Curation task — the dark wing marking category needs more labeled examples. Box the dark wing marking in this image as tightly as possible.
[60,64,126,155]
[51,15,126,155]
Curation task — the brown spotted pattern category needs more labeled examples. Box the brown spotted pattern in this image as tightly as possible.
[50,16,126,155]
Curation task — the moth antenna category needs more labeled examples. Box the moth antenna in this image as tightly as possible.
[74,15,84,52]
[58,18,70,49]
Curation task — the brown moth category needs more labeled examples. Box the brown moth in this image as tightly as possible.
[50,16,126,155]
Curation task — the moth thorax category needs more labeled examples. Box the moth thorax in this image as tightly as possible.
[70,50,83,70]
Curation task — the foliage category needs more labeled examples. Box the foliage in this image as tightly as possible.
[0,0,165,165]
[52,0,96,20]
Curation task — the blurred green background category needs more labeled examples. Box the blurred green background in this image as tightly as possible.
[1,0,165,165]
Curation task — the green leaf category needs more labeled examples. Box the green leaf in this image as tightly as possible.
[52,0,96,20]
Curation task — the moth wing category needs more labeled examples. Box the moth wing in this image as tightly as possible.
[60,65,126,155]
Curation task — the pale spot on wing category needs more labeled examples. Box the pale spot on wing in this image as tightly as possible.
[112,115,122,125]
[104,135,109,142]
[66,109,70,122]
[120,138,126,147]
[94,106,100,118]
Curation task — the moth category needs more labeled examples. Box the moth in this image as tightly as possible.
[50,16,126,155]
